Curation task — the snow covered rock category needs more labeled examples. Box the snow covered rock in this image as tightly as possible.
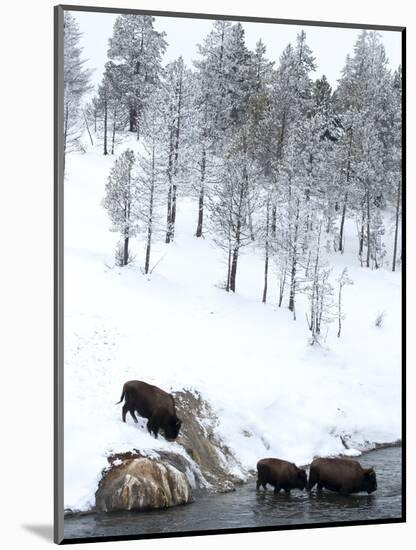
[173,390,246,491]
[95,455,193,512]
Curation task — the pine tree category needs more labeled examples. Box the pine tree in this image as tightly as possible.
[108,14,167,138]
[388,67,402,272]
[103,150,137,266]
[209,131,259,293]
[336,31,393,266]
[63,12,91,174]
[160,58,192,243]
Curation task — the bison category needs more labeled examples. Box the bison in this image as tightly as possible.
[256,458,307,493]
[307,457,377,495]
[116,380,182,441]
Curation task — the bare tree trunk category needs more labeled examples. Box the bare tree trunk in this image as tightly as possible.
[136,102,141,141]
[103,92,108,156]
[271,204,277,238]
[337,282,342,338]
[358,207,365,266]
[171,183,177,237]
[339,131,352,252]
[111,108,117,154]
[226,239,232,292]
[196,147,206,238]
[248,192,255,241]
[165,125,175,244]
[230,247,239,293]
[144,146,155,274]
[310,223,322,338]
[123,236,129,266]
[84,111,94,146]
[129,104,136,133]
[165,184,172,244]
[262,198,270,303]
[304,249,311,277]
[288,262,297,316]
[392,179,401,272]
[278,267,287,307]
[338,192,348,253]
[170,69,183,241]
[288,201,300,317]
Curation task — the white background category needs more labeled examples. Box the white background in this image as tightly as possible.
[0,0,411,548]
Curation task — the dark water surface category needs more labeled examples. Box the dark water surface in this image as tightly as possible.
[64,446,403,540]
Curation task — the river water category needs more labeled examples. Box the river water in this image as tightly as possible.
[64,446,403,541]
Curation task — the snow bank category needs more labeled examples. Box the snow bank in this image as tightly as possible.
[63,146,401,511]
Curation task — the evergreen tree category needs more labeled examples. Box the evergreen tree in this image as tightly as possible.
[336,31,394,267]
[103,150,137,266]
[160,57,192,243]
[136,101,166,274]
[108,14,167,138]
[63,12,91,174]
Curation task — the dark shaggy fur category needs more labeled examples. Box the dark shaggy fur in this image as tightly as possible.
[306,457,377,495]
[256,458,307,493]
[116,380,182,441]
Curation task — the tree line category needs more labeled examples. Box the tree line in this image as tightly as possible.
[64,13,402,341]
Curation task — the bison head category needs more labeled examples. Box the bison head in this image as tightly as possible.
[363,468,377,494]
[164,417,182,441]
[296,468,307,490]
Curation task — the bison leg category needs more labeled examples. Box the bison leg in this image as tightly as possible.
[273,485,281,494]
[256,479,267,491]
[147,417,159,439]
[306,467,318,492]
[122,404,128,423]
[129,409,139,423]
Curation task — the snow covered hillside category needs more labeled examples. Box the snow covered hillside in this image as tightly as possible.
[63,143,401,512]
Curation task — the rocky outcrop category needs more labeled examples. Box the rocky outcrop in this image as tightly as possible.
[95,456,193,512]
[94,390,247,513]
[173,390,245,491]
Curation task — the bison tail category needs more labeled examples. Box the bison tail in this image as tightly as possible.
[115,389,125,405]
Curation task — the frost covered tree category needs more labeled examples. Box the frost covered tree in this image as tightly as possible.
[305,222,335,343]
[136,142,160,274]
[387,66,402,272]
[194,20,233,150]
[135,92,167,274]
[161,58,192,243]
[335,31,397,267]
[337,267,353,337]
[189,76,213,238]
[262,31,317,311]
[63,12,91,173]
[209,134,259,293]
[108,14,167,138]
[103,149,137,266]
[95,62,126,155]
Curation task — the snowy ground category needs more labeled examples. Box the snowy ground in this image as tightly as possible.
[63,141,402,511]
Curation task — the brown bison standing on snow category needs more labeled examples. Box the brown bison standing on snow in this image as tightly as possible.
[257,458,307,493]
[116,380,182,441]
[307,457,377,495]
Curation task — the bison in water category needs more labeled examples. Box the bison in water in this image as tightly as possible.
[256,458,307,493]
[307,457,377,495]
[116,380,182,441]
